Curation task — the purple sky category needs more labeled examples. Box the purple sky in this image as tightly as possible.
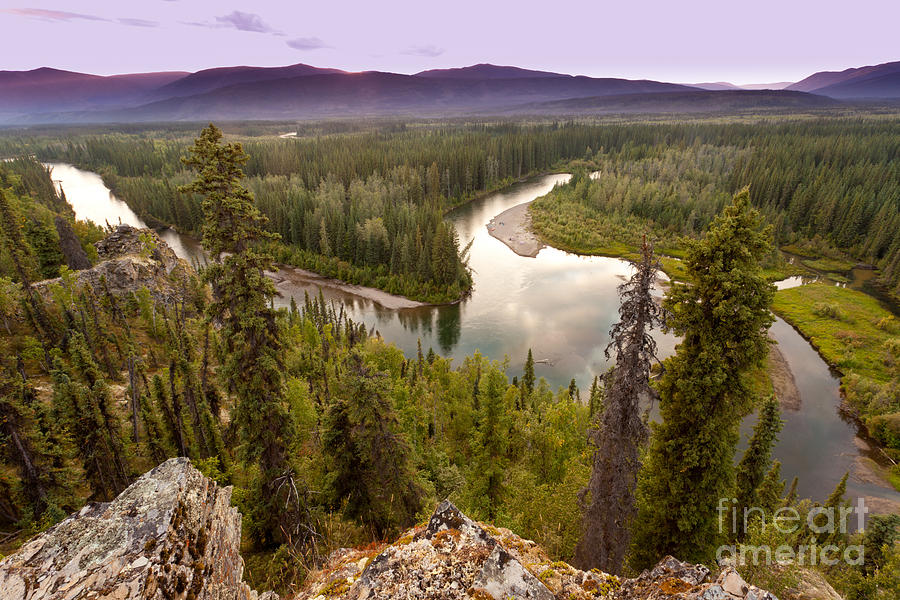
[1,1,897,84]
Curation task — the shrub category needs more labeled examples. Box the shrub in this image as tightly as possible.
[813,302,844,320]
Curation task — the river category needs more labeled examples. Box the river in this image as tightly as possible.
[49,162,899,512]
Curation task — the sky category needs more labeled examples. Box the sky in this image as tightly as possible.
[1,1,897,85]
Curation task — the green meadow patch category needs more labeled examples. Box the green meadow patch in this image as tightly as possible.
[773,284,900,458]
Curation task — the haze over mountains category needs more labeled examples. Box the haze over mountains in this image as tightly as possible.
[1,60,897,124]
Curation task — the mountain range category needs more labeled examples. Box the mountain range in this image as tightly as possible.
[1,60,897,124]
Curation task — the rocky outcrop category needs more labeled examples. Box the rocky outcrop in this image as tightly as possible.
[34,224,191,301]
[295,500,779,600]
[0,459,780,600]
[0,458,274,600]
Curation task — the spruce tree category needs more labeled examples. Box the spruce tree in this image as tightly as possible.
[51,334,132,500]
[470,364,510,520]
[735,396,783,518]
[783,476,799,507]
[522,348,535,396]
[631,190,775,568]
[182,124,295,546]
[0,364,66,521]
[588,375,602,418]
[576,238,663,573]
[756,460,785,515]
[322,352,422,537]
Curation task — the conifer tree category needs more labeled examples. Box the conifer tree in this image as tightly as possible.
[51,334,132,500]
[756,460,785,515]
[783,476,799,507]
[470,364,510,520]
[0,364,62,521]
[631,190,775,568]
[588,375,602,418]
[0,189,54,340]
[735,396,783,517]
[182,124,296,546]
[322,352,422,537]
[522,348,535,397]
[576,238,663,573]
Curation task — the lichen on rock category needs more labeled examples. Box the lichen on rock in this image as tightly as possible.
[0,458,275,600]
[294,500,778,600]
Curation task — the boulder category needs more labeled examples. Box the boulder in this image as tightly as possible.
[0,458,275,600]
[34,224,191,302]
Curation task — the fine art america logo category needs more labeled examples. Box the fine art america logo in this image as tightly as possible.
[716,497,868,566]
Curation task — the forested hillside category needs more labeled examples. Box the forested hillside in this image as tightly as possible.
[525,118,900,297]
[0,157,103,283]
[4,118,898,299]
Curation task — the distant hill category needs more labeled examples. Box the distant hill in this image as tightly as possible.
[5,60,895,123]
[688,81,793,91]
[787,61,900,97]
[509,89,842,115]
[120,72,694,120]
[739,82,792,90]
[687,82,741,91]
[13,70,696,123]
[415,63,569,79]
[0,67,187,118]
[149,63,344,99]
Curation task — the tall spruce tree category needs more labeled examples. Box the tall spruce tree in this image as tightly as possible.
[322,351,423,537]
[735,396,783,522]
[630,190,775,568]
[470,363,510,520]
[522,348,535,396]
[576,238,663,573]
[181,124,295,546]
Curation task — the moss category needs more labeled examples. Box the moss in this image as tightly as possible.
[431,528,462,548]
[466,587,495,600]
[320,578,351,596]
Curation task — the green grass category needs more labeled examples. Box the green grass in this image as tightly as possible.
[890,465,900,492]
[772,284,896,382]
[801,257,857,273]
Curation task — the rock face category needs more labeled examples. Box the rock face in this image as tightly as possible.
[0,458,274,600]
[34,224,190,301]
[295,500,779,600]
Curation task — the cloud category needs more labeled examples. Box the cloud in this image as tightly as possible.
[1,8,109,22]
[4,9,158,28]
[403,44,445,58]
[118,18,158,28]
[215,10,277,33]
[286,37,328,51]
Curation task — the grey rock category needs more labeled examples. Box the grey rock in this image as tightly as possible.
[34,224,190,302]
[0,458,275,600]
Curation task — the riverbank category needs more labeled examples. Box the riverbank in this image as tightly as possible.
[767,342,801,411]
[269,265,429,310]
[772,283,900,490]
[486,201,545,257]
